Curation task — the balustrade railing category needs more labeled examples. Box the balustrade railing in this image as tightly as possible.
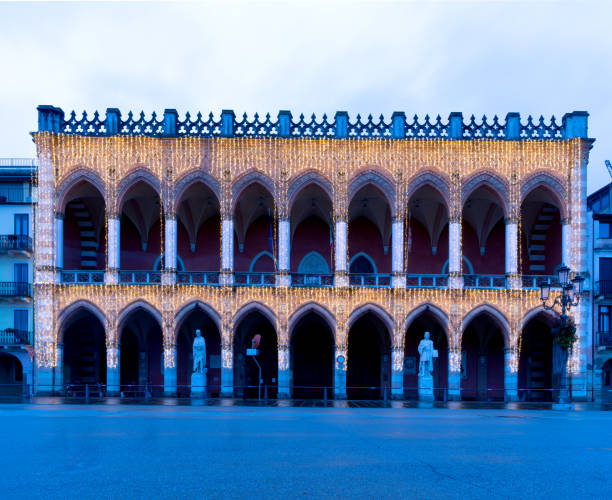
[176,271,220,286]
[0,282,31,297]
[464,274,507,289]
[597,331,612,347]
[234,272,276,286]
[61,270,105,284]
[0,328,31,345]
[521,275,559,289]
[119,271,161,285]
[0,235,32,252]
[291,273,334,287]
[349,274,391,288]
[406,274,448,288]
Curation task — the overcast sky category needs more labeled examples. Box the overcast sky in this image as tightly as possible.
[0,0,610,193]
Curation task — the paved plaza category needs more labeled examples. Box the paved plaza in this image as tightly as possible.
[0,404,611,498]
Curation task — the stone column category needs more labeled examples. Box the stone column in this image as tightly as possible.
[106,341,120,395]
[106,216,120,284]
[277,344,291,398]
[221,342,234,397]
[163,343,177,396]
[562,219,572,267]
[221,218,234,286]
[54,342,64,392]
[391,218,405,288]
[334,345,347,399]
[504,348,518,402]
[277,218,291,286]
[163,216,177,285]
[334,219,348,287]
[448,220,463,288]
[391,346,404,399]
[55,215,63,272]
[505,219,520,288]
[448,348,461,400]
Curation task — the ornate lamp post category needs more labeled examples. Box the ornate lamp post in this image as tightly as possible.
[539,266,584,404]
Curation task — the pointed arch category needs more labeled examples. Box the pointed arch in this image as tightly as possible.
[231,170,276,210]
[117,300,162,332]
[405,303,449,334]
[520,306,560,330]
[57,300,106,342]
[174,170,220,212]
[288,302,336,335]
[406,170,451,210]
[116,168,161,212]
[462,304,511,348]
[233,301,277,331]
[287,170,333,210]
[520,171,567,218]
[55,168,106,214]
[249,251,276,272]
[348,302,394,335]
[174,300,222,341]
[461,171,509,217]
[348,168,396,216]
[349,252,377,274]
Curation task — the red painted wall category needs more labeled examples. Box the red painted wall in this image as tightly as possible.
[406,220,449,274]
[120,217,162,270]
[177,216,220,271]
[291,216,333,272]
[462,220,505,274]
[348,216,390,273]
[520,211,562,275]
[62,211,106,270]
[234,215,276,272]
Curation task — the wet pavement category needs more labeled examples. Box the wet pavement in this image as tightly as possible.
[1,403,611,498]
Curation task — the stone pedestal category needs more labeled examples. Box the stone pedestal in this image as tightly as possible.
[418,374,434,402]
[191,369,208,398]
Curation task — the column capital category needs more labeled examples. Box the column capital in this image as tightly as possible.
[560,217,572,225]
[54,212,64,221]
[504,217,519,225]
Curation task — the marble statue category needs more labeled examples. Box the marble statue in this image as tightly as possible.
[192,329,206,373]
[418,331,434,377]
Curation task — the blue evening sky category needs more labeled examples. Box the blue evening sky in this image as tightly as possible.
[0,0,610,193]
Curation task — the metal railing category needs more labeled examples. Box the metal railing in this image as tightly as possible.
[406,274,448,288]
[0,235,32,252]
[521,275,558,289]
[0,328,31,345]
[61,270,105,284]
[597,331,612,347]
[349,274,392,288]
[596,280,612,297]
[291,273,334,287]
[119,271,161,285]
[464,274,506,289]
[176,271,220,286]
[234,272,276,286]
[0,282,31,298]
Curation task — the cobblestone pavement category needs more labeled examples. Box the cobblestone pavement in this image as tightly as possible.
[1,404,611,499]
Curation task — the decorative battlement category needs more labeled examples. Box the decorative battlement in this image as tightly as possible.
[36,106,589,141]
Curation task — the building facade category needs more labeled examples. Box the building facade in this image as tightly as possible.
[588,182,612,402]
[0,158,34,394]
[33,106,592,400]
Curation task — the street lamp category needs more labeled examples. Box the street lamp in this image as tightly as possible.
[539,266,585,405]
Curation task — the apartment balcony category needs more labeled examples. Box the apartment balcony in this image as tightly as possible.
[0,328,31,345]
[0,282,32,302]
[597,331,612,348]
[0,235,32,256]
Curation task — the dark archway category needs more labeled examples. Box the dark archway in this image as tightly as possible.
[119,309,163,395]
[0,352,23,395]
[63,309,106,387]
[404,312,448,400]
[290,312,334,399]
[519,315,554,402]
[461,315,505,401]
[347,313,391,399]
[176,307,222,397]
[233,310,278,398]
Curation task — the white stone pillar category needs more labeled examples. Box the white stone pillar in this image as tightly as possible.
[505,220,519,288]
[504,348,518,402]
[106,342,120,395]
[391,347,404,399]
[106,217,120,284]
[163,343,177,395]
[334,219,348,287]
[562,219,571,267]
[334,345,347,399]
[36,367,54,394]
[221,343,233,397]
[221,218,234,286]
[165,217,177,270]
[277,218,291,286]
[54,342,64,392]
[55,216,63,270]
[448,348,461,400]
[449,220,463,288]
[277,345,291,398]
[392,218,405,288]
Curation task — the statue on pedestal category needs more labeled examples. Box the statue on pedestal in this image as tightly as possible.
[193,329,206,373]
[418,331,434,376]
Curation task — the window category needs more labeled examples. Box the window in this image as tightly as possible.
[601,222,612,239]
[14,214,28,236]
[602,192,610,212]
[600,258,612,281]
[13,309,28,332]
[13,263,28,283]
[599,305,611,334]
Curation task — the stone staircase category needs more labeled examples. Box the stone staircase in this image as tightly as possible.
[527,204,557,273]
[67,200,98,269]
